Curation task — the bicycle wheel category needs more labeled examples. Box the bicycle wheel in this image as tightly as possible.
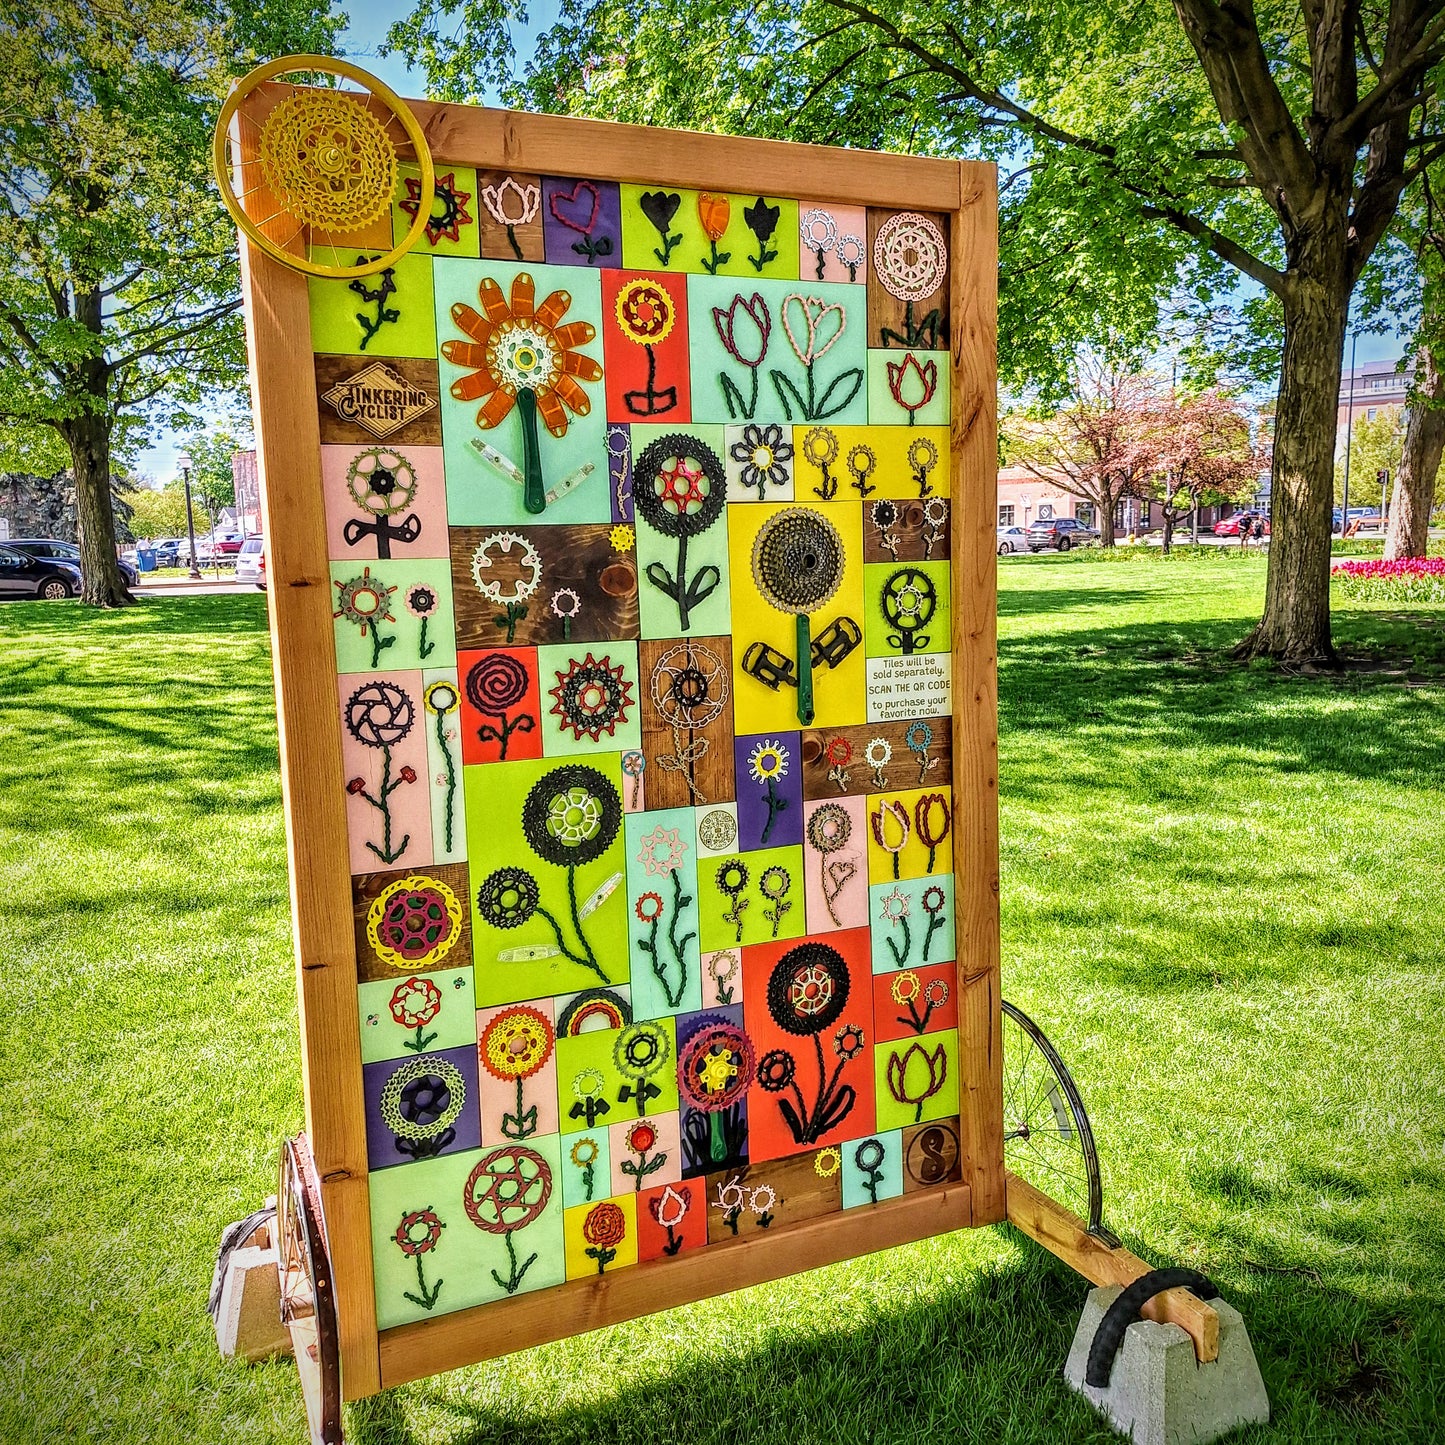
[278,1134,343,1445]
[1001,999,1113,1241]
[213,55,434,279]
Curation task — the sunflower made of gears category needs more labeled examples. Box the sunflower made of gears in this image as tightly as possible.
[806,802,853,855]
[479,1005,555,1081]
[441,273,602,436]
[347,448,417,516]
[752,506,845,614]
[872,211,948,303]
[463,1145,553,1234]
[475,866,540,929]
[882,567,938,631]
[258,90,397,234]
[548,653,634,742]
[677,1019,755,1111]
[650,641,729,729]
[380,1057,466,1140]
[521,764,621,867]
[366,875,464,968]
[615,277,676,345]
[767,941,852,1036]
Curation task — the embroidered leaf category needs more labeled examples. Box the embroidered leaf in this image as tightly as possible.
[814,367,866,420]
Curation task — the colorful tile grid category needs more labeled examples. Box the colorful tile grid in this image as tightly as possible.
[315,186,964,1329]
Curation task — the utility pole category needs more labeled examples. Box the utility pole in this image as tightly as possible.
[180,451,201,580]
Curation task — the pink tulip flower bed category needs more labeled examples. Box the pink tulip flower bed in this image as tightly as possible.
[1332,556,1445,602]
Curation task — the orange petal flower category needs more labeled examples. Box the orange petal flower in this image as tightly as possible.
[440,270,601,434]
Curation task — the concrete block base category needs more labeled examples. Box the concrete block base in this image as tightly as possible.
[215,1241,292,1364]
[1065,1285,1269,1445]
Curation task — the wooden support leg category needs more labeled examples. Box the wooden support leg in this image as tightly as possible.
[1005,1171,1219,1364]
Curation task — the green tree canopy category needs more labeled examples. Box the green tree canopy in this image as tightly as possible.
[390,0,1445,660]
[0,0,342,603]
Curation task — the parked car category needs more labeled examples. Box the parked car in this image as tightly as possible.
[8,537,139,588]
[0,543,82,599]
[234,537,266,590]
[997,525,1028,555]
[1027,516,1098,552]
[1213,512,1270,536]
[212,534,244,556]
[151,538,184,567]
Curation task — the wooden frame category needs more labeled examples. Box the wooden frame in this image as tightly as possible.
[238,86,1213,1411]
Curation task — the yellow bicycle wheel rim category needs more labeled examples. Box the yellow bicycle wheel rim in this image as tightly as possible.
[212,54,435,280]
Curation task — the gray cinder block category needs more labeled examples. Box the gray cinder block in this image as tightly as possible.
[1064,1285,1269,1445]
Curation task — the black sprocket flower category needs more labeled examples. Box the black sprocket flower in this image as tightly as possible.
[476,867,540,929]
[521,763,621,867]
[766,941,852,1036]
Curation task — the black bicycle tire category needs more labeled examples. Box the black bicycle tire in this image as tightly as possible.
[1000,999,1106,1235]
[1085,1267,1219,1388]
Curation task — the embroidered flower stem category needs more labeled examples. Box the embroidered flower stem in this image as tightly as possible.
[404,1250,442,1310]
[581,1160,595,1200]
[504,223,523,260]
[356,746,414,864]
[886,916,912,968]
[760,776,787,845]
[407,1022,437,1053]
[349,265,400,351]
[491,1229,537,1295]
[418,616,434,659]
[434,710,456,851]
[477,707,534,761]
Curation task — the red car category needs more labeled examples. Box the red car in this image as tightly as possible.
[1213,513,1269,536]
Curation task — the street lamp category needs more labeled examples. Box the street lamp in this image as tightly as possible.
[1340,329,1359,535]
[179,451,201,580]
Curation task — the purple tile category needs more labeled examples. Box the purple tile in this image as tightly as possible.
[363,1042,481,1170]
[607,422,634,523]
[734,731,804,851]
[542,177,622,267]
[675,1004,751,1176]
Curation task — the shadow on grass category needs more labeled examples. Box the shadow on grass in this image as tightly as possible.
[998,610,1445,795]
[346,1248,1119,1445]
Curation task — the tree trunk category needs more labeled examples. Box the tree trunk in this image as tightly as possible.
[1162,511,1174,554]
[67,286,131,608]
[1238,266,1348,661]
[1384,344,1444,560]
[65,412,131,608]
[1098,492,1116,547]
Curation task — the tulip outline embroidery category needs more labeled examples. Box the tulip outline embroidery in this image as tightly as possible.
[713,292,772,420]
[887,1040,949,1123]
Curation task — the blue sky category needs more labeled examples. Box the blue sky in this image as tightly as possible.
[138,5,1405,482]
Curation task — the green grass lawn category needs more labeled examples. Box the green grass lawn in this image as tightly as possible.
[2,555,1442,1444]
